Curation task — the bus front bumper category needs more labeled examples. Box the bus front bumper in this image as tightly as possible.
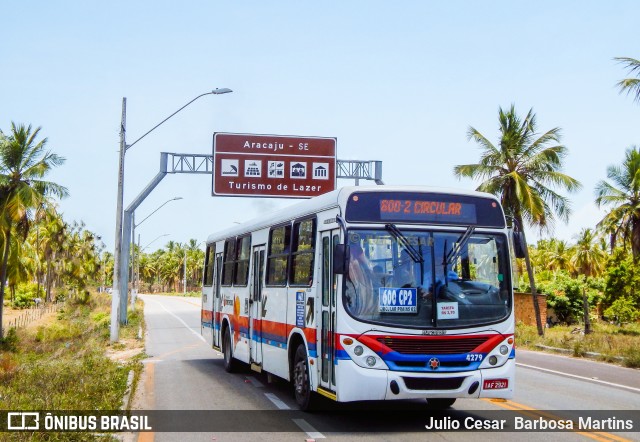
[334,359,515,403]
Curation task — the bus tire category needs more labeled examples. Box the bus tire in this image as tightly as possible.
[293,344,314,411]
[426,398,456,409]
[223,327,237,373]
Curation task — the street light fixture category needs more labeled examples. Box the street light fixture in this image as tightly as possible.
[141,233,170,252]
[134,196,183,228]
[111,89,232,343]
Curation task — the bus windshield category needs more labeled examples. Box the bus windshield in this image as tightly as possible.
[343,228,512,328]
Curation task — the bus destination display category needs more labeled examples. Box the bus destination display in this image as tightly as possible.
[379,198,477,224]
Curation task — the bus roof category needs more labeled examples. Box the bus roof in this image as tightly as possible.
[205,185,502,243]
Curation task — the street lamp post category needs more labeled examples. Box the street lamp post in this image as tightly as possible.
[110,88,232,343]
[131,196,182,305]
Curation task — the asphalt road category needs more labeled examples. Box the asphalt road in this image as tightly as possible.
[132,294,640,442]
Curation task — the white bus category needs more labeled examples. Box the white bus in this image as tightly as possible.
[201,186,518,410]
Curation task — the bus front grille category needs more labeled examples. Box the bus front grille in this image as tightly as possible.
[377,337,489,355]
[401,376,466,390]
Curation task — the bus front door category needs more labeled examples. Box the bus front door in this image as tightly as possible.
[318,229,339,393]
[249,245,265,368]
[212,253,223,348]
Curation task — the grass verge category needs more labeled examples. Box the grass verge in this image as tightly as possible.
[0,292,145,441]
[516,321,640,368]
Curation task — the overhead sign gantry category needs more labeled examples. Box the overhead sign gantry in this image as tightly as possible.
[212,132,337,198]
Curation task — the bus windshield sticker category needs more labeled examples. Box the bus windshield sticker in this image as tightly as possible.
[437,302,459,319]
[378,288,417,313]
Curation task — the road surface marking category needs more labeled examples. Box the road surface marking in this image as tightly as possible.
[293,419,325,439]
[517,362,640,393]
[485,399,632,442]
[264,392,290,409]
[152,298,206,342]
[137,361,155,442]
[179,298,201,307]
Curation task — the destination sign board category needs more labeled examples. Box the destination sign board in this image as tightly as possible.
[212,133,336,198]
[345,191,506,228]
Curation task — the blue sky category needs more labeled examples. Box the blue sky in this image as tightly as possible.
[2,1,639,252]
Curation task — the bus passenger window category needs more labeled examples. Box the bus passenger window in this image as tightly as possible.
[266,224,291,286]
[233,236,251,286]
[290,218,316,286]
[222,238,236,286]
[203,244,215,287]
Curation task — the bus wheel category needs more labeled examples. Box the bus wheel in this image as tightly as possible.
[293,344,314,410]
[223,327,237,373]
[426,398,456,409]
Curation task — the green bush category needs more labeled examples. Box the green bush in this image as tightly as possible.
[12,282,45,308]
[0,327,19,352]
[537,273,584,324]
[602,250,640,310]
[604,297,640,324]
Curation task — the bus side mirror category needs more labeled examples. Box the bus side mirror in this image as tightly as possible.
[333,244,349,274]
[513,231,526,259]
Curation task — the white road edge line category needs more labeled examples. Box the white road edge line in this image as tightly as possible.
[292,418,325,439]
[152,299,206,342]
[264,393,290,410]
[517,362,640,393]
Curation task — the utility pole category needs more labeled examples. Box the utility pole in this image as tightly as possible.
[110,98,126,343]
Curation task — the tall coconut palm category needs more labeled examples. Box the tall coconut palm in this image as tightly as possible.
[595,146,640,260]
[615,57,640,103]
[454,105,581,335]
[0,123,67,337]
[571,228,606,277]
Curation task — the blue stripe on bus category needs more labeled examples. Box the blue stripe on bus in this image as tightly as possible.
[201,321,318,357]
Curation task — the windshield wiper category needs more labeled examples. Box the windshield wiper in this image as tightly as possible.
[385,224,424,263]
[444,226,475,266]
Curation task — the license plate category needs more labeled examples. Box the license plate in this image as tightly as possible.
[483,379,508,390]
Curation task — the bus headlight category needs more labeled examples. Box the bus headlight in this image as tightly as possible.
[479,336,513,369]
[341,336,388,370]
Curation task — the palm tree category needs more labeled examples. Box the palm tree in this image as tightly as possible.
[0,123,67,337]
[454,105,581,335]
[595,146,640,260]
[571,228,606,277]
[545,239,574,273]
[615,57,640,103]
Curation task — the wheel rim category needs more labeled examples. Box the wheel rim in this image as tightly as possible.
[224,332,231,364]
[294,358,308,396]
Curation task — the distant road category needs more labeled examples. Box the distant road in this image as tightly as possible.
[133,294,639,442]
[516,348,640,395]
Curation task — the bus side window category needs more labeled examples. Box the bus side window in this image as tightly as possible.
[233,235,251,286]
[203,244,215,286]
[266,224,291,286]
[290,218,316,286]
[222,238,236,286]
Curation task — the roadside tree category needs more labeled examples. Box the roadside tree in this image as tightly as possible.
[595,146,640,261]
[0,123,67,337]
[454,105,581,335]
